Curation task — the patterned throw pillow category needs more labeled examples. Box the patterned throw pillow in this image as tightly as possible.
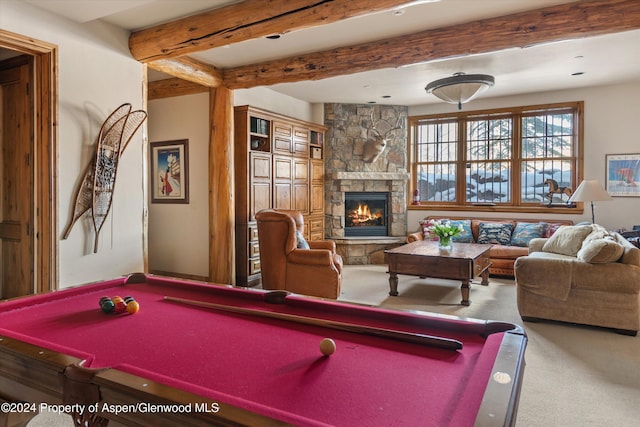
[510,222,546,247]
[477,222,514,245]
[542,223,563,238]
[449,220,474,243]
[419,219,438,241]
[295,230,310,249]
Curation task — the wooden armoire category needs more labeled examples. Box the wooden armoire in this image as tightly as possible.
[234,105,326,287]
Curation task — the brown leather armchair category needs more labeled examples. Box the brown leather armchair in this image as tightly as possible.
[255,209,342,299]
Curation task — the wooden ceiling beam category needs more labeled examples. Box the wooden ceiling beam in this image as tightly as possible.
[222,0,640,89]
[148,77,209,100]
[148,56,223,87]
[130,0,416,62]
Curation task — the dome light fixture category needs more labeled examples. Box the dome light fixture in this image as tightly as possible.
[425,72,495,110]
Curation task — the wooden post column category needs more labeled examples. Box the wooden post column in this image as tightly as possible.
[209,86,235,284]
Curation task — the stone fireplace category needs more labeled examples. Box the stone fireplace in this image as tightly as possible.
[323,104,409,264]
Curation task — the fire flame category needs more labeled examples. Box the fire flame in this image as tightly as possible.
[348,203,382,225]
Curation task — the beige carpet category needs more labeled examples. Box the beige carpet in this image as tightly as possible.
[339,264,640,427]
[23,265,640,426]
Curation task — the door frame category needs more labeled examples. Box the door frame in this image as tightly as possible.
[0,29,57,293]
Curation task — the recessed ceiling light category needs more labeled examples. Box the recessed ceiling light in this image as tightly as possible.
[382,95,391,98]
[571,72,585,76]
[368,101,377,104]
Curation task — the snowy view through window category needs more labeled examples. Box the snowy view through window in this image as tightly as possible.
[413,104,578,206]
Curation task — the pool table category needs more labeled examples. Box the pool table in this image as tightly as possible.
[0,274,526,427]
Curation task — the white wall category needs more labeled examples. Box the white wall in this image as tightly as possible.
[145,87,321,278]
[407,82,640,232]
[1,1,146,287]
[148,93,210,277]
[234,86,319,123]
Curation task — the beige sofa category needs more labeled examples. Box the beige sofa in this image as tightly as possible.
[407,216,573,277]
[514,225,640,335]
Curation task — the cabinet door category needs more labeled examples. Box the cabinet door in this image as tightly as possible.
[310,159,323,183]
[272,121,293,155]
[310,183,324,214]
[250,152,272,219]
[292,158,309,213]
[293,126,310,157]
[309,159,324,215]
[273,155,292,210]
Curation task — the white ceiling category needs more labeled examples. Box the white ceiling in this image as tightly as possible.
[21,0,640,106]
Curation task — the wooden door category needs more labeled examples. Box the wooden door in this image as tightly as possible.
[0,56,34,299]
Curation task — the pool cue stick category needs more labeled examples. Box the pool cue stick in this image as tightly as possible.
[163,296,463,351]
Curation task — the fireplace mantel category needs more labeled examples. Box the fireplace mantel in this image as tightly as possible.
[329,172,409,182]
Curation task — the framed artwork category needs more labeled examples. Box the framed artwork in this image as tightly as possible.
[150,139,189,204]
[605,153,640,197]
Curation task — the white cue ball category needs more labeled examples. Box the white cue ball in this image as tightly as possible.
[320,338,336,356]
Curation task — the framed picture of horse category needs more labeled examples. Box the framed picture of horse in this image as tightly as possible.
[150,139,190,204]
[606,153,640,197]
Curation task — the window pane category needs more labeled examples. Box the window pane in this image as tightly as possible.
[466,162,511,203]
[521,160,574,203]
[417,163,457,202]
[522,112,574,159]
[416,121,458,162]
[467,118,512,161]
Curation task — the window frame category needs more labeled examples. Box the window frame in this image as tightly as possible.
[408,101,584,214]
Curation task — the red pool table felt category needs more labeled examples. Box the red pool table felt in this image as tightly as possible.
[0,275,523,427]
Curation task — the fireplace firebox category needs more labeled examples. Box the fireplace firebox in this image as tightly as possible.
[344,192,389,237]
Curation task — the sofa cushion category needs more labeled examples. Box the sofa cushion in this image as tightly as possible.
[510,222,546,247]
[490,245,529,259]
[577,238,624,263]
[449,219,474,243]
[477,222,514,245]
[542,225,593,256]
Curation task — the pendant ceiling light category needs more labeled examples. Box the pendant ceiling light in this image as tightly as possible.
[425,72,495,110]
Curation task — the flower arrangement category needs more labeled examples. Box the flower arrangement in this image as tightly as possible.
[425,219,464,248]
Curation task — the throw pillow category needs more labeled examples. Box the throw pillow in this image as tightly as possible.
[449,220,474,243]
[419,219,438,241]
[295,230,310,249]
[541,225,593,256]
[541,222,563,238]
[477,222,514,245]
[577,238,624,263]
[510,222,546,247]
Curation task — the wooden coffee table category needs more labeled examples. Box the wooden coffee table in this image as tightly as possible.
[385,240,493,306]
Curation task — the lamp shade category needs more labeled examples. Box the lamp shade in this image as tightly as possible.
[568,180,612,224]
[425,72,495,109]
[568,180,613,203]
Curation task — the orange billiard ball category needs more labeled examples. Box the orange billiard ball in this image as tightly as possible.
[126,300,140,314]
[319,338,336,356]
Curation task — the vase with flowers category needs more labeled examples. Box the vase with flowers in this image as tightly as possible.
[426,220,464,250]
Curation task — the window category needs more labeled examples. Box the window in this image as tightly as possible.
[409,102,583,212]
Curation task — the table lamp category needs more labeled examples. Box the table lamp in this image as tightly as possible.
[568,180,613,224]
